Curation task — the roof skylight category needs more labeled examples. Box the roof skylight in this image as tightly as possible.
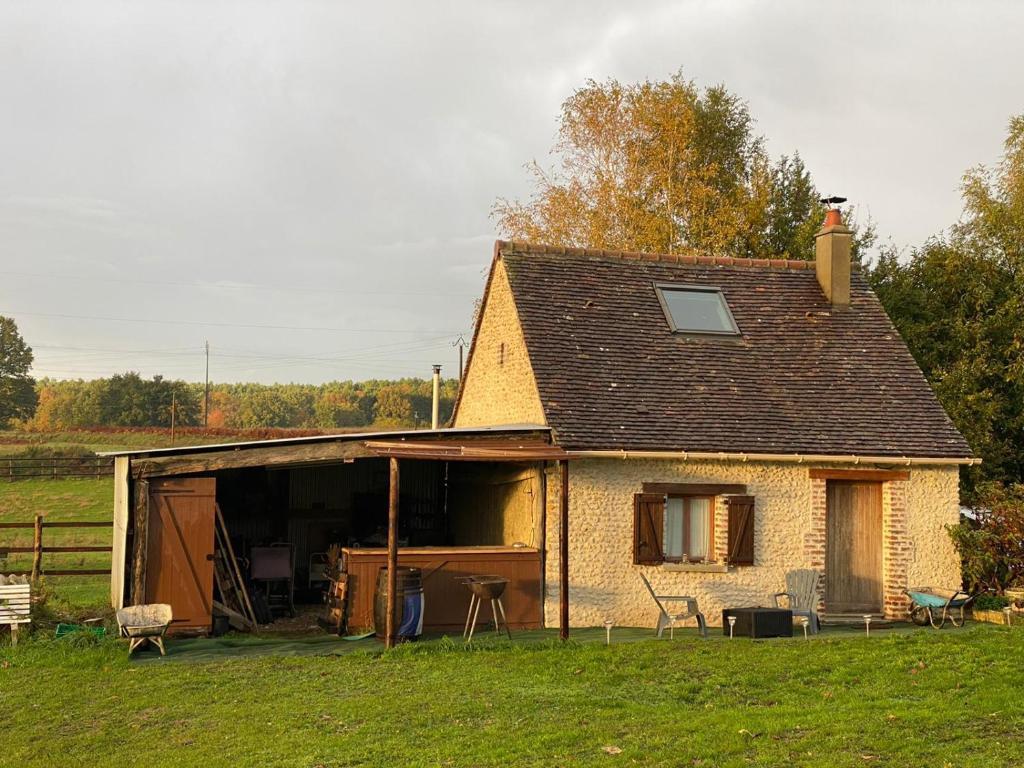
[655,284,739,335]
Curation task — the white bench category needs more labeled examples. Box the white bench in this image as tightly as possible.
[1,578,31,646]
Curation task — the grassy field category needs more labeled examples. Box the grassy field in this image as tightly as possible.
[0,478,113,606]
[2,625,1023,767]
[0,425,371,455]
[0,427,282,453]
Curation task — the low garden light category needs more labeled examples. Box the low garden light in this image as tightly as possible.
[800,616,810,639]
[604,619,614,645]
[728,616,737,639]
[1003,606,1012,627]
[863,615,873,637]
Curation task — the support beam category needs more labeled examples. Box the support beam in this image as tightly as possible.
[385,457,400,649]
[559,459,569,641]
[130,478,150,604]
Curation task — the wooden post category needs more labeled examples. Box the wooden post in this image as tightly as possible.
[130,478,150,604]
[559,459,569,640]
[385,457,400,649]
[31,514,43,582]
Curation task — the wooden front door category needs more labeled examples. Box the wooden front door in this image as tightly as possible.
[825,481,883,613]
[145,477,216,633]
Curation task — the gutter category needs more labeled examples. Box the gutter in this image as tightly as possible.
[565,450,980,467]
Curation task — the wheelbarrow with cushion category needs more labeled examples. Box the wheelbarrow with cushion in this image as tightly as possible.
[116,604,173,656]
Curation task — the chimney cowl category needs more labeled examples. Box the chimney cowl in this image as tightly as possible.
[823,208,843,227]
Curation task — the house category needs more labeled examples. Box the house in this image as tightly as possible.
[452,210,975,625]
[107,210,974,639]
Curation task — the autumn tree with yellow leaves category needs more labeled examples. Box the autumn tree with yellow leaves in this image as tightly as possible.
[495,72,871,260]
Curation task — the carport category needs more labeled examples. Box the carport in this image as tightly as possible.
[106,425,572,647]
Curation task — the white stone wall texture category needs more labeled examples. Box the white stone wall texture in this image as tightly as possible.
[543,458,961,628]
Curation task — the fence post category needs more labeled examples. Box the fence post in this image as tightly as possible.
[31,514,44,582]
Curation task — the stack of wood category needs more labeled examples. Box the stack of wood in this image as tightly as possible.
[212,505,257,632]
[320,544,348,635]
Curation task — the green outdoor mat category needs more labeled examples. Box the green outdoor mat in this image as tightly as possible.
[127,626,673,664]
[128,622,906,664]
[131,633,377,664]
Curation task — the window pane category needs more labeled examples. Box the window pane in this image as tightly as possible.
[660,288,737,334]
[686,498,711,560]
[664,497,684,559]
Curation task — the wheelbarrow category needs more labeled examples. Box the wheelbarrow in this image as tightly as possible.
[116,603,173,656]
[904,587,986,629]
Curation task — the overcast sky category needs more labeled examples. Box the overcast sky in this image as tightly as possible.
[2,1,1021,384]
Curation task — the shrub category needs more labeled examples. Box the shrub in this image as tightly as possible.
[947,482,1024,593]
[975,594,1010,611]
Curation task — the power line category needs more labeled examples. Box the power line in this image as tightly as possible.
[0,269,478,298]
[3,309,461,335]
[31,334,461,366]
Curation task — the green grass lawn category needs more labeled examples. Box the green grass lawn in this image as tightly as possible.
[0,478,113,607]
[2,625,1023,767]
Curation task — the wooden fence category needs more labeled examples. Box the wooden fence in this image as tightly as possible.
[0,516,112,578]
[1,455,114,481]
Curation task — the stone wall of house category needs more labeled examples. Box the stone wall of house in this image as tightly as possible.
[542,457,962,628]
[453,258,546,428]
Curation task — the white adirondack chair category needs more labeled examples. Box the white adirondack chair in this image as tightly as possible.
[640,573,708,639]
[1,575,32,646]
[773,569,822,633]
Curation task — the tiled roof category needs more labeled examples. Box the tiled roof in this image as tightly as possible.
[498,241,972,458]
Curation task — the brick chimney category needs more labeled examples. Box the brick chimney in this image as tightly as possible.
[815,207,853,307]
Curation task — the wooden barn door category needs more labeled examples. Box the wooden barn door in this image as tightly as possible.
[145,477,216,633]
[825,481,883,614]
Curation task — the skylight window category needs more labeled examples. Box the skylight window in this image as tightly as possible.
[655,284,739,335]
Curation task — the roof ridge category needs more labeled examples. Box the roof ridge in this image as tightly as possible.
[495,239,824,272]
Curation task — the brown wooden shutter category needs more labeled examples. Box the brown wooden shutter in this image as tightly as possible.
[726,495,755,566]
[633,493,665,565]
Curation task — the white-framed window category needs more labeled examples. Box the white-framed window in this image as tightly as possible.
[663,495,714,562]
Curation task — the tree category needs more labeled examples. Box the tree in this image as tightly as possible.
[495,73,872,260]
[373,385,414,426]
[948,482,1024,593]
[0,316,38,426]
[868,116,1024,499]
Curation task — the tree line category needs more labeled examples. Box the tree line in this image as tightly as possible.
[25,374,460,431]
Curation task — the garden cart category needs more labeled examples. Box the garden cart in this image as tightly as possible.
[904,587,986,628]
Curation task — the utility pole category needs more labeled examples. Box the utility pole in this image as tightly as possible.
[204,340,210,428]
[170,390,177,444]
[453,336,466,380]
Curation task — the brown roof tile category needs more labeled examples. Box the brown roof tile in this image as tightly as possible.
[498,241,972,458]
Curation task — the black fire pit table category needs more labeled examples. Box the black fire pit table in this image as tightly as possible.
[722,607,793,638]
